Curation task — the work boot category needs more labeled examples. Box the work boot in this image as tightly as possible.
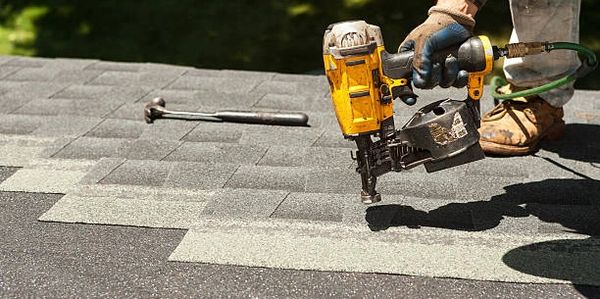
[478,95,565,156]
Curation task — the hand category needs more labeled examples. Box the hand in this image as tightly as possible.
[399,5,477,89]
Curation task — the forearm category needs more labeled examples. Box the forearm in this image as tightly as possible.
[436,0,481,17]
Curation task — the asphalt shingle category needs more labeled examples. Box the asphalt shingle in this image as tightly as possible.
[52,137,131,160]
[85,119,148,139]
[14,98,122,117]
[99,160,172,186]
[202,188,288,218]
[270,192,344,222]
[53,84,151,102]
[31,115,104,138]
[164,162,239,189]
[224,165,308,192]
[163,142,267,165]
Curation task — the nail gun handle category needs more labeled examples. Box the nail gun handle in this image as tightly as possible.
[215,111,309,126]
[381,36,491,80]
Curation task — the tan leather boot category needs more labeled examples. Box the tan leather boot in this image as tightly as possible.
[478,97,565,156]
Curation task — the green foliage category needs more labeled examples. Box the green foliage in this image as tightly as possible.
[0,0,597,89]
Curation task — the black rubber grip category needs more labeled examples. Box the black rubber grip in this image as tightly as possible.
[215,111,309,126]
[381,37,487,79]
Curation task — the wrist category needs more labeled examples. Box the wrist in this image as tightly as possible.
[436,0,479,17]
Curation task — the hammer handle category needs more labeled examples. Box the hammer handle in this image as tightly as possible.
[216,111,309,126]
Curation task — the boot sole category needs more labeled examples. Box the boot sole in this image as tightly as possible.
[479,121,565,156]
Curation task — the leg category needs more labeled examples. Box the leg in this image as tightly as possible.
[478,0,581,156]
[504,0,581,107]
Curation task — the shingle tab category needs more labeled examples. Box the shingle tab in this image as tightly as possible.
[181,121,244,143]
[99,160,172,186]
[31,115,103,138]
[89,71,184,89]
[117,139,182,161]
[6,68,101,83]
[163,142,267,165]
[139,119,199,141]
[52,137,131,160]
[14,98,122,117]
[202,188,288,218]
[225,165,308,192]
[258,146,354,169]
[85,119,148,139]
[164,162,239,189]
[53,84,151,102]
[0,114,43,135]
[239,126,323,147]
[168,75,263,94]
[270,192,344,222]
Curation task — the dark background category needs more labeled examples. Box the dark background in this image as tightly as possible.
[0,0,598,88]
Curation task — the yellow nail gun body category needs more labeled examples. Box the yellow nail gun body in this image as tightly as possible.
[323,21,496,203]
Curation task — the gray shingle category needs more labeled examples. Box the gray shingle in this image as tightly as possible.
[0,114,44,135]
[85,119,148,139]
[257,146,354,169]
[254,94,317,111]
[0,66,20,79]
[374,171,460,200]
[85,61,141,72]
[139,89,198,107]
[164,162,239,189]
[31,115,104,138]
[139,119,198,141]
[88,71,183,89]
[305,168,359,194]
[181,121,244,143]
[53,84,151,102]
[79,158,126,185]
[52,137,131,160]
[0,166,19,183]
[5,68,101,83]
[105,103,147,121]
[163,142,268,165]
[44,58,98,70]
[0,56,15,65]
[224,165,308,192]
[14,98,122,117]
[193,89,264,108]
[311,131,355,148]
[252,81,316,96]
[239,126,323,147]
[270,192,344,222]
[532,204,600,235]
[117,139,182,161]
[4,81,69,99]
[168,75,263,94]
[463,156,530,178]
[0,97,32,115]
[99,160,172,186]
[3,57,51,68]
[202,188,288,218]
[184,69,276,81]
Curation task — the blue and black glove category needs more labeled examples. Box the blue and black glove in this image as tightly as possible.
[399,6,476,89]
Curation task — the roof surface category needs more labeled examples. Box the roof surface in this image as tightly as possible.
[0,55,599,287]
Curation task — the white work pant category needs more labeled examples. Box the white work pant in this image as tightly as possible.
[504,0,581,107]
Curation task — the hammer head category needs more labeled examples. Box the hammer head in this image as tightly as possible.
[144,97,167,124]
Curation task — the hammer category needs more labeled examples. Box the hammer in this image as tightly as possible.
[144,97,309,126]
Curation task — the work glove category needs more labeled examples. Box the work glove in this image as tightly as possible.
[399,6,476,89]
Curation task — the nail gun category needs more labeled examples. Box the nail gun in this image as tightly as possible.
[323,20,505,204]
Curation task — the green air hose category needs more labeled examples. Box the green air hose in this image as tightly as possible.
[489,42,598,101]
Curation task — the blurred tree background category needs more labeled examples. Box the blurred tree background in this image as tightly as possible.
[0,0,598,88]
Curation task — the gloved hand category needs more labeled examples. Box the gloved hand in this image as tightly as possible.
[400,6,476,89]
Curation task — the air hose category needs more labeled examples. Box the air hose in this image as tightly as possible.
[489,42,598,100]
